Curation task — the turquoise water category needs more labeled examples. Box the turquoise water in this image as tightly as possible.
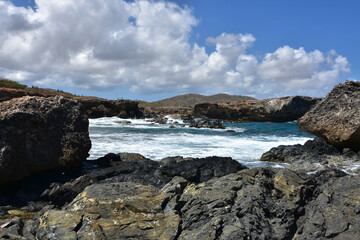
[88,117,313,168]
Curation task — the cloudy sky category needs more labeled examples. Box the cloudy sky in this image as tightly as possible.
[1,0,359,101]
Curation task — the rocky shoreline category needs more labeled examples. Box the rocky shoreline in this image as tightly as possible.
[1,81,360,239]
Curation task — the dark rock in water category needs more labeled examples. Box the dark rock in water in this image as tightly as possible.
[298,80,360,151]
[260,137,360,173]
[194,96,321,122]
[114,120,131,124]
[0,96,91,184]
[169,125,175,128]
[189,120,225,129]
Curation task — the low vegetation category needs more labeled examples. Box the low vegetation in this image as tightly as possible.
[0,78,27,89]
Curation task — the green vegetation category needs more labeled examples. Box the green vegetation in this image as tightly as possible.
[0,78,27,89]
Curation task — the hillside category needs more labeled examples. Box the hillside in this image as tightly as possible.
[140,93,255,107]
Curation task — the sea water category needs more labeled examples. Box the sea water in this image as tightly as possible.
[88,117,313,168]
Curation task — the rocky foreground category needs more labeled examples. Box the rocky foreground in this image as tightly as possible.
[1,81,360,239]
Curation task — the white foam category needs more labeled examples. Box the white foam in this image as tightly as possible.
[88,118,313,169]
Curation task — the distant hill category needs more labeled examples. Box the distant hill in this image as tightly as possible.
[140,93,256,107]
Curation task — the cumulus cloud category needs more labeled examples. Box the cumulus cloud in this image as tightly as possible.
[0,0,351,98]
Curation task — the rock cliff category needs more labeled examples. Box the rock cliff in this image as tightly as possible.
[194,96,321,122]
[298,80,360,150]
[0,96,91,184]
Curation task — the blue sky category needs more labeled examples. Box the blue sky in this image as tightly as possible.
[1,0,359,101]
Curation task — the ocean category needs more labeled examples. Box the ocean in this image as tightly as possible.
[88,117,314,168]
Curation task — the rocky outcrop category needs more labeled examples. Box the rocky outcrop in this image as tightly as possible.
[194,96,321,122]
[0,88,44,102]
[0,96,91,184]
[77,98,141,119]
[189,120,225,129]
[141,106,193,118]
[9,167,359,240]
[40,154,246,206]
[260,137,360,173]
[298,80,360,151]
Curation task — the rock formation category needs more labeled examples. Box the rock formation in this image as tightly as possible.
[298,80,360,150]
[0,96,91,184]
[3,166,359,240]
[193,96,321,122]
[260,137,360,173]
[77,98,141,118]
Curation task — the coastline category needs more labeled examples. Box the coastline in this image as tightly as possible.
[1,81,360,239]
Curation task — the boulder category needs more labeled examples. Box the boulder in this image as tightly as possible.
[0,96,91,184]
[298,80,360,151]
[194,96,321,122]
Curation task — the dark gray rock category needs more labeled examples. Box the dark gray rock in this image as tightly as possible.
[298,80,360,151]
[0,96,91,184]
[189,120,225,129]
[294,172,360,239]
[40,154,246,206]
[260,137,360,173]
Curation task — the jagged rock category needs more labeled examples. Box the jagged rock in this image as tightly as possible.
[40,154,246,206]
[37,182,181,240]
[0,96,91,184]
[298,80,360,151]
[194,96,321,122]
[189,120,225,129]
[260,137,360,173]
[294,173,360,239]
[177,168,314,240]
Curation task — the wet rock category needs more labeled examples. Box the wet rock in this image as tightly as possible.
[189,120,225,129]
[194,96,321,122]
[114,120,131,124]
[0,96,91,184]
[298,80,360,151]
[260,137,360,173]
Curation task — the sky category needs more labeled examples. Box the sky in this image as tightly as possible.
[0,0,359,101]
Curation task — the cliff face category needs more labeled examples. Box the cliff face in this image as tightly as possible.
[0,87,142,119]
[77,98,141,118]
[298,80,360,151]
[193,96,321,122]
[0,96,91,184]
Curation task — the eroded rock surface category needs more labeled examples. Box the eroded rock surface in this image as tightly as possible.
[14,167,360,240]
[298,80,360,151]
[260,137,360,173]
[193,96,321,122]
[0,96,91,184]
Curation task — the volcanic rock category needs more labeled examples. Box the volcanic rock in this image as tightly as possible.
[194,96,321,122]
[298,80,360,151]
[260,137,360,173]
[0,96,91,184]
[77,98,141,118]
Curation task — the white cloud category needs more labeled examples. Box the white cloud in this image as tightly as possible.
[0,0,351,98]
